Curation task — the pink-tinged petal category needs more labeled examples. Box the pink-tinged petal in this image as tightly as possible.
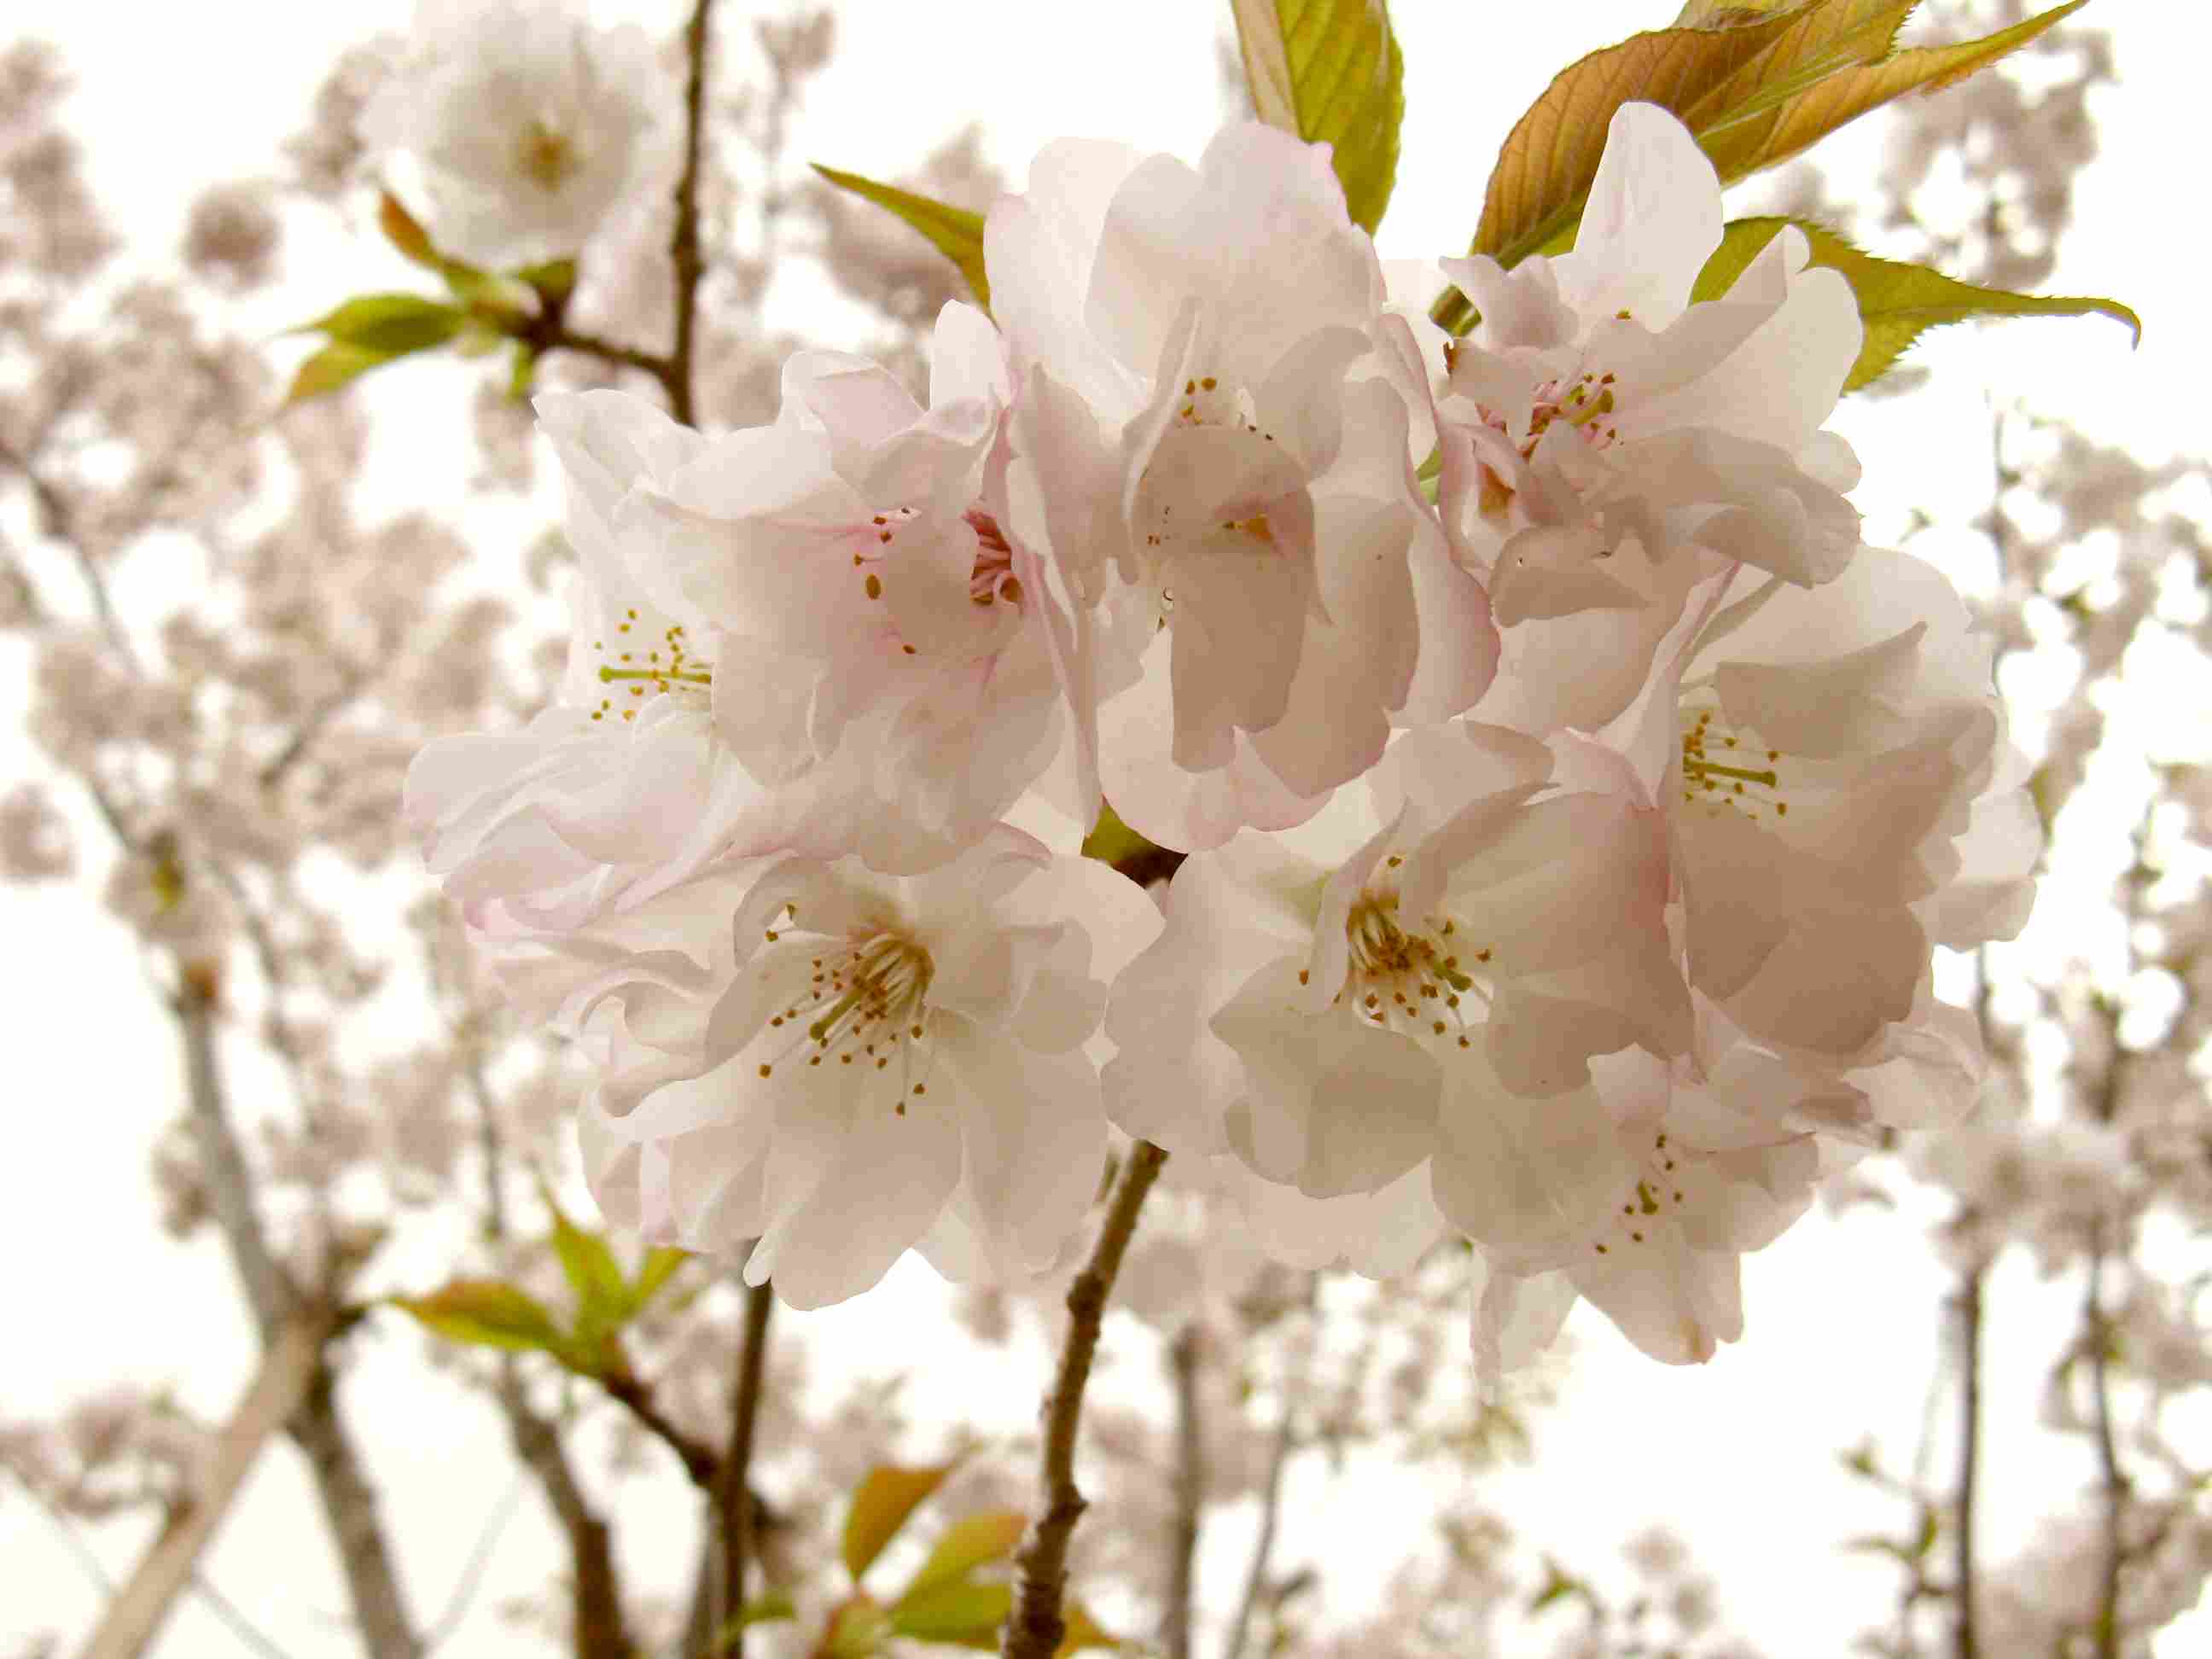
[1431,1054,1633,1254]
[928,300,1012,411]
[1103,838,1322,1154]
[1550,102,1723,330]
[661,1120,771,1254]
[1441,253,1579,353]
[780,349,925,462]
[1488,933,1693,1094]
[986,138,1150,416]
[1212,957,1441,1198]
[935,1022,1105,1272]
[1097,641,1333,851]
[536,387,705,532]
[1571,1233,1743,1365]
[1440,794,1669,974]
[1370,723,1553,841]
[876,512,999,658]
[1226,1158,1446,1277]
[1635,229,1861,457]
[1002,854,1166,1004]
[748,1073,962,1308]
[1467,1261,1579,1400]
[1396,511,1499,724]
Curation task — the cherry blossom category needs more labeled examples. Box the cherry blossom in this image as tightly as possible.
[1435,102,1864,736]
[363,0,669,268]
[614,302,1083,864]
[1104,724,1690,1246]
[569,828,1161,1307]
[987,124,1495,851]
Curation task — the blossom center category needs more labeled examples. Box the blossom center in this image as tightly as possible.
[590,610,710,723]
[516,119,581,191]
[1678,705,1790,820]
[755,916,937,1114]
[964,508,1022,608]
[1329,877,1496,1051]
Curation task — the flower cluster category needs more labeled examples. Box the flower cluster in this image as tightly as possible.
[411,104,2037,1377]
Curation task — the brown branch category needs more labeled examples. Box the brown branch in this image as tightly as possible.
[1162,1323,1203,1659]
[2086,1237,2128,1659]
[537,323,681,391]
[600,1367,720,1492]
[1952,1262,1983,1659]
[500,1377,635,1659]
[667,0,714,428]
[82,1309,332,1659]
[175,974,423,1659]
[0,434,141,672]
[700,1277,777,1657]
[1224,1382,1297,1659]
[1002,1140,1169,1659]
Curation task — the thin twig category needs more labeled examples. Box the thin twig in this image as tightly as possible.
[82,1310,331,1659]
[601,1369,721,1492]
[1002,1140,1170,1659]
[0,434,141,673]
[3,1463,118,1597]
[498,1378,635,1659]
[422,1473,527,1654]
[667,0,714,428]
[1952,1263,1983,1659]
[1224,1388,1297,1659]
[702,1277,777,1657]
[2086,1233,2127,1659]
[172,973,423,1659]
[189,1571,300,1659]
[538,325,678,388]
[1163,1324,1203,1659]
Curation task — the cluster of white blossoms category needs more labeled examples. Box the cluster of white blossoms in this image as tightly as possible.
[409,103,2040,1378]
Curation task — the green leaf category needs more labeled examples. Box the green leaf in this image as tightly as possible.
[389,1279,566,1353]
[1447,6,1811,294]
[515,257,577,302]
[821,1598,893,1659]
[812,165,989,311]
[1691,216,2139,391]
[631,1245,691,1312]
[1694,2,2092,186]
[1434,0,2090,333]
[282,340,394,406]
[897,1511,1027,1604]
[507,342,536,403]
[887,1580,1012,1647]
[1674,0,1802,20]
[293,294,468,356]
[378,190,442,271]
[841,1460,958,1584]
[541,1185,630,1321]
[698,1590,797,1656]
[1230,0,1406,232]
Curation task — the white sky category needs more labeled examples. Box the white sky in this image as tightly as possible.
[3,2,2208,1656]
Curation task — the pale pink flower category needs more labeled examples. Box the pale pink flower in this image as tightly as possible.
[987,124,1494,851]
[1104,724,1690,1242]
[572,828,1161,1307]
[364,0,669,268]
[616,304,1079,864]
[1436,102,1863,736]
[1601,544,2036,1062]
